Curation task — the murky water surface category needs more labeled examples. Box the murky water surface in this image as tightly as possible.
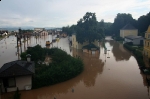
[1,36,150,99]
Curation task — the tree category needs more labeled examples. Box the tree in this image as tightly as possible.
[111,13,137,36]
[76,12,104,44]
[62,25,77,36]
[137,12,150,36]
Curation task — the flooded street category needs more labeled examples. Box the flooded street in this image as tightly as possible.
[1,35,150,99]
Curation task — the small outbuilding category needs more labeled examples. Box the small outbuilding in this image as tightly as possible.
[0,60,35,93]
[124,35,144,45]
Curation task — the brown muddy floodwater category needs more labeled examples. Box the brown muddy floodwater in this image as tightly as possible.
[1,36,150,99]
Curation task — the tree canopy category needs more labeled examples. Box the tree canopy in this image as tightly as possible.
[111,13,137,37]
[76,12,104,44]
[62,25,76,36]
[107,12,150,37]
[137,12,150,36]
[62,11,150,38]
[20,45,83,89]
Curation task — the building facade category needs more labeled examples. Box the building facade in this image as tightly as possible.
[144,25,150,57]
[120,24,138,38]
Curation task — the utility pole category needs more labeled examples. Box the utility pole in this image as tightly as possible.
[19,28,22,54]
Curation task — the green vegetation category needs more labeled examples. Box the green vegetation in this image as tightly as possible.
[62,25,76,36]
[108,12,150,37]
[21,29,33,33]
[62,12,150,42]
[62,12,104,44]
[20,45,84,89]
[76,12,104,44]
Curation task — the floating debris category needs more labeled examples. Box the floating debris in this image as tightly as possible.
[72,88,74,93]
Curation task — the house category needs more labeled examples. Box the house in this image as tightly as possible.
[143,25,150,58]
[82,42,100,54]
[61,33,67,38]
[0,30,8,36]
[34,28,45,32]
[124,35,144,45]
[72,33,99,49]
[120,24,138,38]
[34,28,48,36]
[40,31,48,36]
[0,60,35,93]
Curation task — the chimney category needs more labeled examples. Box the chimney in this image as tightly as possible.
[26,54,31,62]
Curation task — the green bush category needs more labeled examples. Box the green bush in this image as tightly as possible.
[21,45,84,89]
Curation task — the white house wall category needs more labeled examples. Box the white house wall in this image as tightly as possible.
[125,38,132,43]
[125,38,143,45]
[16,75,32,91]
[132,38,143,45]
[5,75,32,92]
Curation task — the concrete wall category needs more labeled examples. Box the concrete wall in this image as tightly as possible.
[132,39,143,45]
[120,30,138,38]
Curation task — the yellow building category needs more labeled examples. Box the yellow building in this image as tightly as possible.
[120,24,138,38]
[144,25,150,57]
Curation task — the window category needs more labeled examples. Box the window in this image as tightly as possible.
[148,34,150,38]
[8,78,16,87]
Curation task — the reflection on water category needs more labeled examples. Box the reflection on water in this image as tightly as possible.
[1,36,150,99]
[111,41,131,61]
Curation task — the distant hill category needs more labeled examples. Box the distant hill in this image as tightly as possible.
[0,26,62,31]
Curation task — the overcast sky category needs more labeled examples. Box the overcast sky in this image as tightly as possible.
[0,0,150,27]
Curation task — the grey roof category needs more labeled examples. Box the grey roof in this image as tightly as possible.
[121,24,137,30]
[0,60,35,78]
[125,35,143,40]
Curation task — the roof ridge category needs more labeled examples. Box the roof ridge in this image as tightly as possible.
[121,23,137,30]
